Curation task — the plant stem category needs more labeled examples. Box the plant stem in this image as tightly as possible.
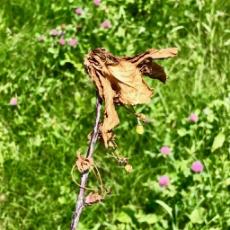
[70,94,102,230]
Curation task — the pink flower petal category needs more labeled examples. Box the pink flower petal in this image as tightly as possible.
[59,37,65,45]
[9,97,17,106]
[158,175,170,187]
[101,20,111,29]
[68,38,78,47]
[93,0,101,6]
[191,160,204,173]
[160,146,171,155]
[75,7,83,15]
[50,29,61,36]
[189,113,198,122]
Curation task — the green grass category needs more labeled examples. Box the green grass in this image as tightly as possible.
[0,0,229,229]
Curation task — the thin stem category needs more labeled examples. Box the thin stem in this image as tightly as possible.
[70,94,102,230]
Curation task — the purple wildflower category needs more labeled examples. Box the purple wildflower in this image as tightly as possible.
[93,0,101,6]
[75,7,83,16]
[50,29,61,36]
[59,37,65,46]
[189,113,198,122]
[9,97,17,106]
[158,175,170,187]
[191,161,204,173]
[68,38,78,47]
[101,20,111,29]
[160,146,171,156]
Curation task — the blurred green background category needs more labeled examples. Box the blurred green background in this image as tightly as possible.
[0,0,229,229]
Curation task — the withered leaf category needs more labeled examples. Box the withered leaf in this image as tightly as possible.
[76,153,93,173]
[84,48,177,147]
[85,192,103,205]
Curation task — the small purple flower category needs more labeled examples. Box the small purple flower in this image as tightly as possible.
[191,161,204,173]
[158,175,170,187]
[59,37,65,45]
[160,146,171,156]
[68,38,78,47]
[189,113,198,122]
[101,20,111,29]
[37,35,45,42]
[93,0,101,6]
[9,97,17,106]
[75,7,83,16]
[50,29,61,36]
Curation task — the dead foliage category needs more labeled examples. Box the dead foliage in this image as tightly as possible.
[76,153,93,173]
[85,192,103,205]
[84,48,178,147]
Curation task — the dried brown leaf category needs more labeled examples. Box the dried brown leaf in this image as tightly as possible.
[76,153,93,173]
[85,192,103,205]
[84,48,178,147]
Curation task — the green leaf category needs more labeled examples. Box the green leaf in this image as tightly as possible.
[177,128,187,137]
[135,211,158,225]
[116,212,132,223]
[47,47,56,54]
[155,200,173,218]
[136,213,158,224]
[189,208,205,224]
[117,27,125,37]
[211,133,225,152]
[0,150,3,166]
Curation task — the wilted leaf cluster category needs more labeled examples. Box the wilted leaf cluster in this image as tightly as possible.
[84,48,177,147]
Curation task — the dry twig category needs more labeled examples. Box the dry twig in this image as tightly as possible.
[70,95,102,230]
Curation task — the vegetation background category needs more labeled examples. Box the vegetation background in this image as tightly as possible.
[0,0,229,229]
